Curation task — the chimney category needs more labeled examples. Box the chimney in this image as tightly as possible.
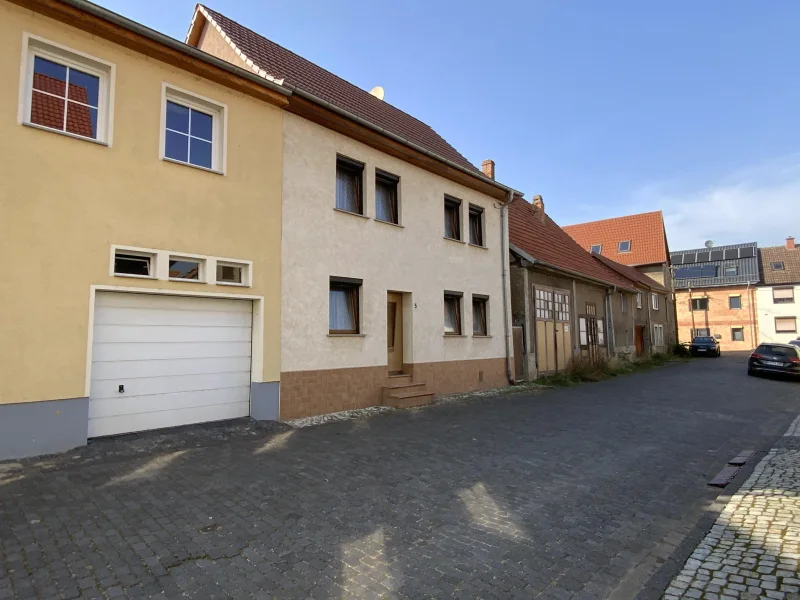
[531,194,545,223]
[481,159,495,180]
[787,236,796,250]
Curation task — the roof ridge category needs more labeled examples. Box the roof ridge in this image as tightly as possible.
[196,4,462,148]
[562,210,663,229]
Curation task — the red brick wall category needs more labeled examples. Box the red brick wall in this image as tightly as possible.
[675,286,758,351]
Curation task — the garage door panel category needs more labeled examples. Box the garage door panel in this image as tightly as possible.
[89,292,253,438]
[89,386,251,419]
[88,401,250,438]
[91,356,252,381]
[96,293,252,313]
[90,371,251,400]
[93,341,252,362]
[93,324,252,344]
[94,306,252,328]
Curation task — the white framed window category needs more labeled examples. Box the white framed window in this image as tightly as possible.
[590,244,602,254]
[111,248,156,279]
[636,292,642,309]
[653,324,665,346]
[652,293,659,310]
[620,293,627,313]
[160,83,226,173]
[19,34,115,144]
[618,240,631,252]
[110,245,251,287]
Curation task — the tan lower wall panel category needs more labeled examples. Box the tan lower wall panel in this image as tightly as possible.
[280,357,508,420]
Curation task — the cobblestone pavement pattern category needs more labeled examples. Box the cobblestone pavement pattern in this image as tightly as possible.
[1,355,799,599]
[663,414,800,600]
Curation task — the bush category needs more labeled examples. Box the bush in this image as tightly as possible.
[670,343,691,358]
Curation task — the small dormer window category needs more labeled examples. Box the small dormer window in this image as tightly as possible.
[772,262,785,271]
[618,240,631,252]
[723,265,738,277]
[590,244,602,254]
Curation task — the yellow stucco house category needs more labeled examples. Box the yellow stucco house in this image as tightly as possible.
[1,0,517,459]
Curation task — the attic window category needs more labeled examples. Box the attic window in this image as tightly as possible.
[618,240,631,253]
[723,265,738,277]
[590,244,602,254]
[772,262,786,271]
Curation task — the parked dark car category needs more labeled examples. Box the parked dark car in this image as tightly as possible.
[689,336,721,357]
[748,343,800,378]
[789,339,800,350]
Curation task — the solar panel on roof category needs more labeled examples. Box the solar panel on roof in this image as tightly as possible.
[724,249,738,260]
[739,247,755,258]
[709,250,724,261]
[672,255,683,265]
[683,253,697,264]
[697,251,710,263]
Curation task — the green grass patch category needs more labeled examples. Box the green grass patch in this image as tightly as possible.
[535,352,688,387]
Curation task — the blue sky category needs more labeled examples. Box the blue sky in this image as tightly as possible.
[96,0,800,250]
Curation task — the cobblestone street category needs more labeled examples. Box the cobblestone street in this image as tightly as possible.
[664,415,800,600]
[1,355,799,599]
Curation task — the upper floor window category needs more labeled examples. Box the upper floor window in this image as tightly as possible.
[335,156,364,215]
[375,170,399,224]
[723,265,738,277]
[469,205,484,246]
[590,244,602,254]
[772,262,785,271]
[652,293,659,310]
[636,292,642,309]
[620,293,627,313]
[444,197,462,241]
[21,35,114,143]
[675,265,717,279]
[773,287,795,304]
[729,295,742,309]
[618,240,631,253]
[691,297,709,311]
[162,85,225,173]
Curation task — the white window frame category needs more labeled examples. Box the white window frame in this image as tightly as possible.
[636,292,642,309]
[160,83,227,175]
[110,245,251,287]
[110,247,157,280]
[590,244,602,254]
[618,240,631,253]
[18,33,115,145]
[653,324,664,346]
[652,293,659,310]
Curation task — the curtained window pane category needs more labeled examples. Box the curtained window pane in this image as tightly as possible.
[336,158,363,214]
[472,297,488,335]
[444,198,461,240]
[444,294,462,335]
[329,283,360,333]
[469,205,484,246]
[375,172,398,223]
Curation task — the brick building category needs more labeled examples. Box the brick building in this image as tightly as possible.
[671,242,760,351]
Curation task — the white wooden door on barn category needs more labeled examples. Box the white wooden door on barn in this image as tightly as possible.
[89,292,252,437]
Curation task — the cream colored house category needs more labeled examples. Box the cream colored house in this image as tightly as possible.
[0,0,287,459]
[187,5,517,419]
[756,239,800,345]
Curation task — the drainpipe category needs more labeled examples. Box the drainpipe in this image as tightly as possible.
[501,192,514,384]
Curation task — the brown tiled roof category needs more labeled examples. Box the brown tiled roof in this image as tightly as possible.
[593,253,667,292]
[562,211,668,267]
[759,246,800,285]
[192,5,478,173]
[508,196,637,292]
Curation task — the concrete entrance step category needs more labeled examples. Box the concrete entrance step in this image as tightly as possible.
[383,389,435,409]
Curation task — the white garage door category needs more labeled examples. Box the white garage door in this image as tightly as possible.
[89,292,252,438]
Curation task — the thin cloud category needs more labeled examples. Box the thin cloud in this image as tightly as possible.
[630,156,800,250]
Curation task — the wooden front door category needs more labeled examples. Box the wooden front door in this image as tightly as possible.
[533,286,572,374]
[387,292,404,374]
[635,325,645,356]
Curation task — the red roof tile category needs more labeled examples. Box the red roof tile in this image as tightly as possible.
[508,196,638,291]
[192,5,478,173]
[592,253,667,292]
[759,245,800,285]
[562,211,668,267]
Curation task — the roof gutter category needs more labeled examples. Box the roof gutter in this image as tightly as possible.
[55,0,291,97]
[289,87,521,198]
[510,243,638,294]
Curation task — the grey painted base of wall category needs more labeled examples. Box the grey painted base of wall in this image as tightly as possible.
[251,382,279,421]
[0,397,89,461]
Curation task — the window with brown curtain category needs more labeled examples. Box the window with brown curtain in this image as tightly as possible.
[335,156,363,214]
[773,287,795,304]
[468,205,484,246]
[444,197,461,240]
[776,316,797,333]
[444,292,462,335]
[329,277,361,334]
[375,170,399,224]
[472,296,488,335]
